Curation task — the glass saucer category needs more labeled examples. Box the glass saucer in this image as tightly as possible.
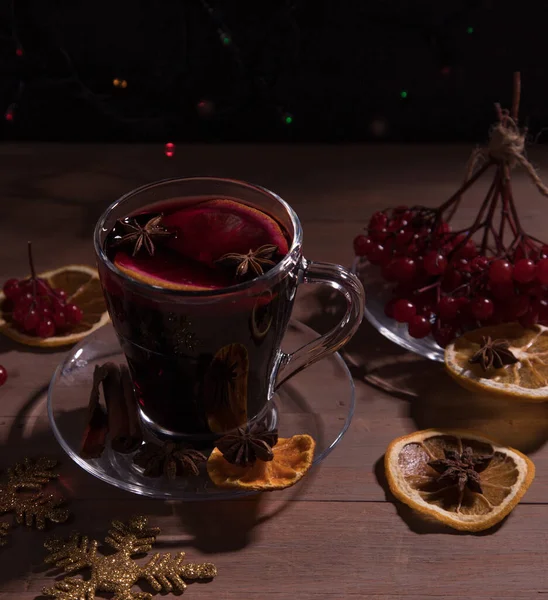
[352,257,444,362]
[47,321,355,500]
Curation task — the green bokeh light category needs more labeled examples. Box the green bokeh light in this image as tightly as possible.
[221,34,231,45]
[400,90,408,99]
[284,115,293,125]
[466,26,474,34]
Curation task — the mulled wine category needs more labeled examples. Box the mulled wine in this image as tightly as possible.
[100,197,294,438]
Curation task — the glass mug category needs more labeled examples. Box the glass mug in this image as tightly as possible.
[94,177,364,442]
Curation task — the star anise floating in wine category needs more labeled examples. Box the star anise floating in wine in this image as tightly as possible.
[428,446,493,494]
[216,244,278,280]
[216,421,279,466]
[468,336,519,372]
[113,214,173,257]
[133,442,207,479]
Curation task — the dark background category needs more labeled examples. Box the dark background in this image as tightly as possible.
[1,0,546,143]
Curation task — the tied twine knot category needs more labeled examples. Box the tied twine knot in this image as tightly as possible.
[464,115,548,198]
[488,120,525,166]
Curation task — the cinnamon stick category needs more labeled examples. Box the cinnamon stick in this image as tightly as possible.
[80,364,109,458]
[103,363,142,454]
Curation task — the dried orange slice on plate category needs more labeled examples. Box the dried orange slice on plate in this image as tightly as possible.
[385,429,535,532]
[207,434,315,491]
[0,265,109,348]
[445,323,548,401]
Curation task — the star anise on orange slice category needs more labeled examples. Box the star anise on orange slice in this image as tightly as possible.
[427,446,493,494]
[445,324,548,401]
[468,336,518,372]
[215,244,278,279]
[216,422,278,466]
[207,434,315,491]
[113,214,172,257]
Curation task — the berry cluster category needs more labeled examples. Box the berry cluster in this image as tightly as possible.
[354,203,548,347]
[2,243,83,339]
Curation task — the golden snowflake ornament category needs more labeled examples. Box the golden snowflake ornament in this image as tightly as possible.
[0,457,69,545]
[43,516,217,599]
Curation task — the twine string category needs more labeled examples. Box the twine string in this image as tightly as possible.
[462,113,548,197]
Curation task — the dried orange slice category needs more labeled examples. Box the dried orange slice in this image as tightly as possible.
[385,429,535,532]
[207,434,315,491]
[445,323,548,401]
[0,265,109,348]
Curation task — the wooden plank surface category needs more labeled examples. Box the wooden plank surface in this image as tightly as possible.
[1,143,548,598]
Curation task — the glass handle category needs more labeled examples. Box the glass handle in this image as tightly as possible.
[275,259,365,388]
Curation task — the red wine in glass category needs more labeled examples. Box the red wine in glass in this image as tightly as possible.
[101,197,293,439]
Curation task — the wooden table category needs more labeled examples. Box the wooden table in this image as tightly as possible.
[2,143,548,599]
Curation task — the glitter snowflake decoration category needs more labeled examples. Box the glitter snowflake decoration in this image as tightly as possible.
[0,457,69,545]
[43,516,217,599]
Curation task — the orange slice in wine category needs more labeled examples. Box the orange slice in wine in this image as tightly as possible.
[162,199,289,267]
[114,250,232,291]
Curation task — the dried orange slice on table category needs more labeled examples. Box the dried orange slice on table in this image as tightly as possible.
[385,429,535,532]
[0,265,109,348]
[445,323,548,401]
[208,434,315,491]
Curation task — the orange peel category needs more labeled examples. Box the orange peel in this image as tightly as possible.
[207,434,315,491]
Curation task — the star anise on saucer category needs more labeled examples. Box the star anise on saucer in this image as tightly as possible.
[428,446,493,494]
[113,214,172,257]
[216,421,278,466]
[133,442,207,479]
[468,336,519,372]
[216,244,278,279]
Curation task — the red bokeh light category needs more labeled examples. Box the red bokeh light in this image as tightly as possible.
[164,142,175,157]
[197,99,214,117]
[15,47,23,57]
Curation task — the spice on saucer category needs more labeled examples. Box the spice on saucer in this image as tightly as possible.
[216,421,278,467]
[133,442,207,479]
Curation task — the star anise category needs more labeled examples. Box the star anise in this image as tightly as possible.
[428,446,493,494]
[215,244,278,280]
[468,336,519,372]
[133,442,207,479]
[112,214,172,257]
[216,421,278,466]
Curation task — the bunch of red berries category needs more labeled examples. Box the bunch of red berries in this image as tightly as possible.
[354,203,548,347]
[2,244,83,339]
